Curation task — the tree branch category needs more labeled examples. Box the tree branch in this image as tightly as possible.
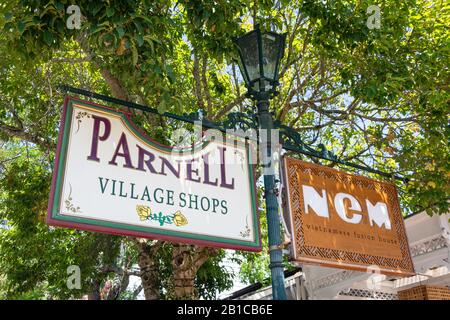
[350,112,418,123]
[76,32,130,101]
[0,121,55,150]
[99,69,129,101]
[212,94,246,120]
[193,51,204,109]
[201,54,212,115]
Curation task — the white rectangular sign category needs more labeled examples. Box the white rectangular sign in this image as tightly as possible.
[47,97,261,251]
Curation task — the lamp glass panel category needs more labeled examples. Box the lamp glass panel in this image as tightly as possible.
[262,33,281,80]
[237,58,249,85]
[235,31,260,83]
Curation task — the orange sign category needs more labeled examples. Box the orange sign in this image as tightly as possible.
[282,156,414,276]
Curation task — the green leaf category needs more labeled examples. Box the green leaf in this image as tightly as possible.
[153,65,162,75]
[116,26,125,38]
[43,30,54,46]
[133,21,143,34]
[136,34,144,47]
[4,12,13,21]
[55,2,64,11]
[143,35,155,52]
[166,65,176,83]
[56,20,64,33]
[91,3,103,16]
[157,100,166,114]
[17,21,25,34]
[106,7,115,17]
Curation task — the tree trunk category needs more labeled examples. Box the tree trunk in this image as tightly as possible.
[105,273,130,300]
[136,240,161,300]
[171,244,218,299]
[86,279,101,300]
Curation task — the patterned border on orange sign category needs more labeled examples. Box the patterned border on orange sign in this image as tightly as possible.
[283,156,415,276]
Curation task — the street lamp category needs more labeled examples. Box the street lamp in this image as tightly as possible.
[233,24,286,100]
[233,25,287,300]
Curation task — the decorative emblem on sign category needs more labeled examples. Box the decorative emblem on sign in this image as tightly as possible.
[135,206,188,227]
[173,211,188,227]
[136,205,151,221]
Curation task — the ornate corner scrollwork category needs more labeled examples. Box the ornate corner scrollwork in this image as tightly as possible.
[75,111,91,133]
[65,183,81,213]
[240,216,251,238]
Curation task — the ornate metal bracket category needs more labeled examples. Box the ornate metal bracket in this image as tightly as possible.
[274,120,338,162]
[58,85,407,182]
[180,108,258,141]
[274,119,407,182]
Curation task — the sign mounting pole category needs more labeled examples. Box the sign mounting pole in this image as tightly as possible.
[257,97,287,300]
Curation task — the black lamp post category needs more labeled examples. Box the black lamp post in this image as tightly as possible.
[233,25,287,300]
